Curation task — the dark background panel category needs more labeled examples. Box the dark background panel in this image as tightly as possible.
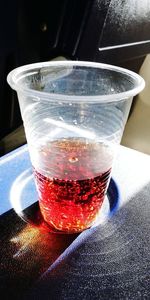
[0,0,150,151]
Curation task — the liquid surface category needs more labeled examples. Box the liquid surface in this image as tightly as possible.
[33,139,113,233]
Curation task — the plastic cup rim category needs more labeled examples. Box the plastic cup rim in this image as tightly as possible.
[7,60,145,103]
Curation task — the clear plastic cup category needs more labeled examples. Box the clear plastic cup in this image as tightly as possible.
[7,61,145,233]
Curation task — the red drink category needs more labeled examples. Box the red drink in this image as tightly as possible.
[33,138,113,233]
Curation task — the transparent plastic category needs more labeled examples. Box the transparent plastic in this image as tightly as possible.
[7,61,145,233]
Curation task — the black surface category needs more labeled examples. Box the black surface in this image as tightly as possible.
[25,182,150,300]
[0,207,77,299]
[0,178,119,299]
[0,145,150,299]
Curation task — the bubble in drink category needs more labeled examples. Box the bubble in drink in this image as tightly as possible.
[33,138,113,233]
